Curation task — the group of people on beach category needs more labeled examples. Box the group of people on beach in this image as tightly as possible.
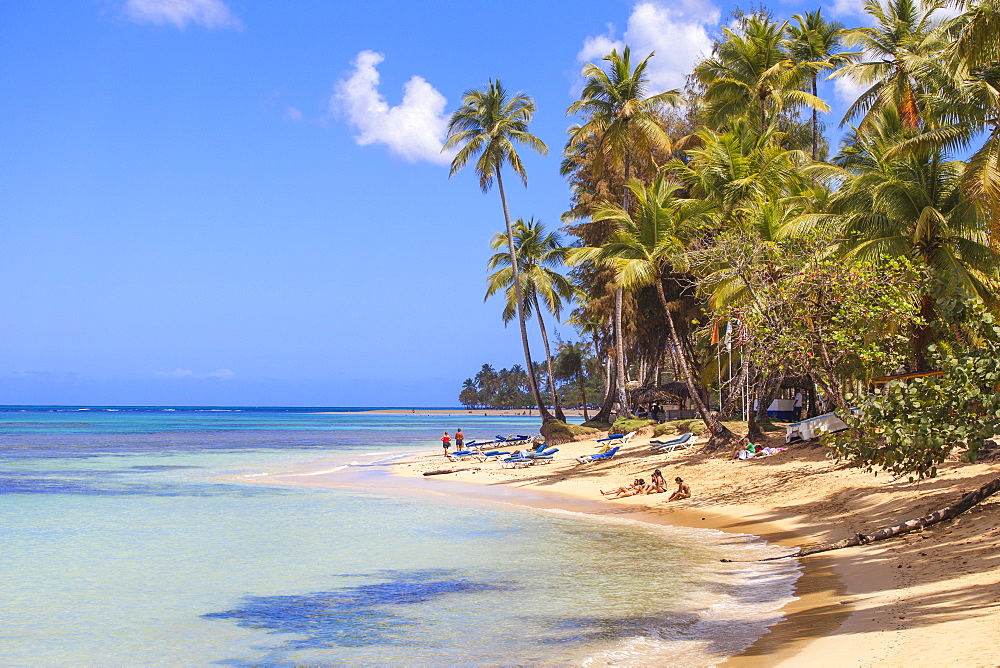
[441,429,463,455]
[601,470,690,502]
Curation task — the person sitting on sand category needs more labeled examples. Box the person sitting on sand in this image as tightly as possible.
[667,477,691,502]
[603,479,646,499]
[649,469,667,493]
[732,438,760,460]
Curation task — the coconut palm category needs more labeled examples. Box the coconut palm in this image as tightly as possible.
[566,46,681,420]
[830,107,1000,367]
[569,175,733,440]
[694,14,829,133]
[554,341,595,421]
[833,0,950,132]
[671,119,810,228]
[444,80,553,421]
[485,218,574,422]
[784,9,857,159]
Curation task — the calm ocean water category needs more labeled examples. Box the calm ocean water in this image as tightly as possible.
[0,406,800,666]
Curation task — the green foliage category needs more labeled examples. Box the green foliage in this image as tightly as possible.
[541,419,600,445]
[610,418,657,434]
[832,298,1000,479]
[735,254,924,411]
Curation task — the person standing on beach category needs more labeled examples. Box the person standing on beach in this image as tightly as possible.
[454,429,464,451]
[793,391,804,421]
[441,431,451,456]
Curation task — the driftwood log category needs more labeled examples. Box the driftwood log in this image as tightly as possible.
[726,475,1000,562]
[422,467,480,477]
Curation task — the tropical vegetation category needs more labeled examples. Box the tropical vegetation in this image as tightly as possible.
[447,0,1000,477]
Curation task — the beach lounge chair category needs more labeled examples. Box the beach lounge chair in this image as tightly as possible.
[476,450,511,461]
[523,447,558,460]
[575,445,620,464]
[446,450,478,462]
[649,432,694,453]
[597,433,624,445]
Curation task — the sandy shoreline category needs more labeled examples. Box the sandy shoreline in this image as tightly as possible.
[319,408,590,417]
[266,426,1000,666]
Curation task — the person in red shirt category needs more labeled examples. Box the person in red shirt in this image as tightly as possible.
[441,431,451,456]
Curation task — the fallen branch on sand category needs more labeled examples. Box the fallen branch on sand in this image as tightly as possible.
[423,467,481,477]
[725,475,1000,562]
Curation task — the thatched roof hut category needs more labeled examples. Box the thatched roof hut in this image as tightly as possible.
[628,382,689,405]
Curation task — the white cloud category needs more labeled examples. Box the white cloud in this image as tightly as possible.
[123,0,243,30]
[284,106,304,122]
[157,368,234,380]
[833,75,869,107]
[331,50,454,165]
[577,1,718,92]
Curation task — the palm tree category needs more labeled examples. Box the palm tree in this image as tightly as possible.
[566,47,681,420]
[694,14,829,132]
[554,341,595,421]
[485,218,574,422]
[833,0,949,132]
[569,175,734,440]
[671,119,810,228]
[830,107,1000,367]
[784,9,857,159]
[444,80,553,421]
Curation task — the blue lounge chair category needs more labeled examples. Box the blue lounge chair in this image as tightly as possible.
[446,450,478,462]
[649,432,694,453]
[575,446,620,464]
[597,433,624,444]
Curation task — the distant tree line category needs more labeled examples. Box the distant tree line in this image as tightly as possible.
[459,343,603,415]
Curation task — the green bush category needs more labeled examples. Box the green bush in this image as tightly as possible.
[653,423,678,437]
[541,419,600,445]
[610,418,657,434]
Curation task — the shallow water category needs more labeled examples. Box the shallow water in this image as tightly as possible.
[0,407,799,665]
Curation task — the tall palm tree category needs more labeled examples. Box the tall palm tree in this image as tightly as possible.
[785,9,857,159]
[833,0,949,132]
[694,14,829,132]
[485,218,574,422]
[444,80,553,421]
[569,175,734,440]
[566,47,681,420]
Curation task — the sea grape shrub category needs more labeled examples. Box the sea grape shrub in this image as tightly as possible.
[833,299,1000,480]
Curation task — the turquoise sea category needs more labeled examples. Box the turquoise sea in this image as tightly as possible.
[0,406,800,666]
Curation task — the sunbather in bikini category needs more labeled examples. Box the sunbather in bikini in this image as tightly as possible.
[649,469,667,493]
[601,479,645,498]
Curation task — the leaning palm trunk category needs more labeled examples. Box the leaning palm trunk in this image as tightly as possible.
[531,293,566,422]
[497,172,552,421]
[654,278,732,442]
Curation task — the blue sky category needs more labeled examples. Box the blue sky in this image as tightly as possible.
[0,0,870,407]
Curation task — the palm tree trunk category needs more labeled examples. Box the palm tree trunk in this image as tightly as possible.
[496,171,553,421]
[654,277,732,441]
[811,76,819,161]
[613,152,633,420]
[531,293,566,422]
[577,367,590,421]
